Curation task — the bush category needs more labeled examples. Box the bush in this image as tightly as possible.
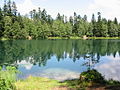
[0,66,17,90]
[107,79,120,85]
[80,69,105,83]
[0,78,15,90]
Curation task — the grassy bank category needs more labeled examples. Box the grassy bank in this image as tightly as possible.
[15,69,120,90]
[47,37,82,39]
[15,76,67,90]
[88,37,120,39]
[15,76,87,90]
[47,37,120,39]
[0,37,9,41]
[47,37,120,40]
[0,37,120,40]
[15,76,120,90]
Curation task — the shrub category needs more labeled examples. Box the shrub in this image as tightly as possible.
[0,66,17,90]
[107,79,120,85]
[80,69,105,83]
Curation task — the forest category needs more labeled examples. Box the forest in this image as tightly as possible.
[0,0,120,39]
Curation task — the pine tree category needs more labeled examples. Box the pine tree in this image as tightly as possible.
[12,1,17,16]
[7,0,12,15]
[41,9,47,22]
[3,0,8,16]
[114,17,118,25]
[83,15,87,21]
[56,13,61,21]
[69,16,73,25]
[91,14,96,36]
[0,7,3,37]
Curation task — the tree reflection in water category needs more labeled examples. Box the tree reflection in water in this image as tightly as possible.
[0,39,120,67]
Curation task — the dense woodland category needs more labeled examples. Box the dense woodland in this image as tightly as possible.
[0,0,120,39]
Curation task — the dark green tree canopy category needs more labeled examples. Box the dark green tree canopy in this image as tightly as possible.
[0,0,120,39]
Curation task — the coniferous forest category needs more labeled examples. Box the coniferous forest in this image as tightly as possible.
[0,0,120,39]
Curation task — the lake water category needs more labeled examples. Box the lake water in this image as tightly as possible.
[0,40,120,81]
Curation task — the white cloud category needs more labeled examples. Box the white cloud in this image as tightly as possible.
[17,60,33,70]
[16,0,120,21]
[17,0,38,15]
[95,58,120,81]
[85,0,120,21]
[107,56,120,61]
[39,68,80,81]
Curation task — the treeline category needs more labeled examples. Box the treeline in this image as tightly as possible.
[0,0,120,39]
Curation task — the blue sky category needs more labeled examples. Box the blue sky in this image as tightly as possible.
[0,0,120,21]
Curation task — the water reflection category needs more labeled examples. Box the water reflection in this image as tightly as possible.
[0,40,120,81]
[95,53,120,81]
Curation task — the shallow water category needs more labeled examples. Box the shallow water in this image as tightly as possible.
[0,39,120,81]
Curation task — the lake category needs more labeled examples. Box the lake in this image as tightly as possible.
[0,39,120,81]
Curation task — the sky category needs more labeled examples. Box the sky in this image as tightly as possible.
[0,0,120,21]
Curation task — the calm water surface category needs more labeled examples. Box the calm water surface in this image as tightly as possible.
[0,40,120,81]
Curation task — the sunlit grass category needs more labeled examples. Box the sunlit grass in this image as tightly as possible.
[48,37,82,39]
[15,76,67,90]
[88,37,120,39]
[48,37,68,39]
[0,37,9,41]
[70,36,82,39]
[48,36,120,40]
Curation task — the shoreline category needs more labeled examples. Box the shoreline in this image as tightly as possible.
[15,76,120,90]
[0,37,120,41]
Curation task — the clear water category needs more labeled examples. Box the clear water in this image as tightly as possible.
[0,40,120,81]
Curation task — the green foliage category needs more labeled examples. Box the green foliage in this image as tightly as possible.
[0,0,120,39]
[3,16,12,38]
[80,69,105,83]
[0,66,18,90]
[107,79,120,85]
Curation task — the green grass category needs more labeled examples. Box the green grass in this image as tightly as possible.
[48,37,63,39]
[15,76,96,90]
[47,36,120,40]
[88,37,120,39]
[15,76,67,90]
[15,76,89,90]
[70,36,82,39]
[15,77,98,90]
[48,37,82,39]
[0,37,9,41]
